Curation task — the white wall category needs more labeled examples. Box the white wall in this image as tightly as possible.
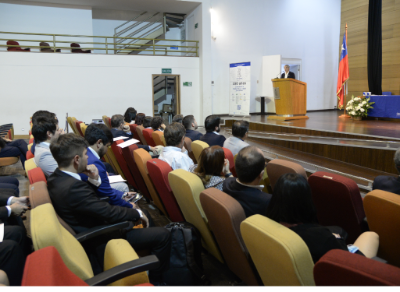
[0,52,200,135]
[194,0,341,114]
[0,3,93,51]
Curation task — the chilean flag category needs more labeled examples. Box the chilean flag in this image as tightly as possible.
[336,33,349,109]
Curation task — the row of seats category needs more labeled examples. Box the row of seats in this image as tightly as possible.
[6,41,91,53]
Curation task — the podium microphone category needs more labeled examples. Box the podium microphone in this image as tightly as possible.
[274,72,282,79]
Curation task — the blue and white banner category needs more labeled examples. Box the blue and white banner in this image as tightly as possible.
[229,62,251,116]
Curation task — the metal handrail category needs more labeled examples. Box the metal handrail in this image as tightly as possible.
[0,31,199,56]
[114,11,148,34]
[115,13,161,42]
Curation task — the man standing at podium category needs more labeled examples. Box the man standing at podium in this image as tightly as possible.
[281,65,295,79]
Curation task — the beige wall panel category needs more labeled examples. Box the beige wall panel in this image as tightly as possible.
[382,65,400,78]
[382,50,400,65]
[348,55,367,68]
[341,0,368,11]
[341,5,369,21]
[348,79,368,91]
[382,37,400,52]
[393,23,400,38]
[350,67,368,80]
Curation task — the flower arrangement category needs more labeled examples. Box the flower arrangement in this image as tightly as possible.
[345,95,375,119]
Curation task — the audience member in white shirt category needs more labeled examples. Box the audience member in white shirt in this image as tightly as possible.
[159,122,194,171]
[223,120,250,156]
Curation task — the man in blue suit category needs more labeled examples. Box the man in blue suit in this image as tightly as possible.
[182,115,203,142]
[110,114,154,152]
[80,123,136,208]
[373,149,400,195]
[200,115,226,147]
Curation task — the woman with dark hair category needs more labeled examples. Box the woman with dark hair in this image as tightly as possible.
[135,113,146,126]
[189,146,233,191]
[124,107,137,124]
[266,173,379,263]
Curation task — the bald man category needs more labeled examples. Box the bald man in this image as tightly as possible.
[281,65,295,79]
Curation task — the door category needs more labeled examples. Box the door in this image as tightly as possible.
[152,74,181,125]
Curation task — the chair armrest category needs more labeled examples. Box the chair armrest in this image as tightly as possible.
[85,255,159,286]
[74,221,132,243]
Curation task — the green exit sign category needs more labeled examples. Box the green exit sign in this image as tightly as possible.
[183,82,192,87]
[162,68,172,74]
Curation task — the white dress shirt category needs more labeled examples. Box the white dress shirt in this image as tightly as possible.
[223,136,249,156]
[159,146,194,171]
[61,170,102,187]
[284,71,289,78]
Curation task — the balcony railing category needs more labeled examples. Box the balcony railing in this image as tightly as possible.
[0,31,199,57]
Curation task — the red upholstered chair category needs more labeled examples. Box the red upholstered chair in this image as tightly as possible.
[70,43,91,53]
[146,159,184,222]
[39,42,61,52]
[314,249,400,286]
[222,147,237,177]
[135,125,147,145]
[22,246,155,286]
[7,40,30,51]
[129,124,142,142]
[26,150,34,160]
[142,129,156,147]
[266,159,307,191]
[111,140,139,190]
[75,121,84,137]
[308,171,367,244]
[28,168,47,184]
[121,144,151,200]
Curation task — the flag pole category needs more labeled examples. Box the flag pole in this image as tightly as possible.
[339,23,350,118]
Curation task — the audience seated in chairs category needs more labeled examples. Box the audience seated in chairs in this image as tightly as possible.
[70,43,91,53]
[0,189,30,286]
[0,137,28,170]
[151,117,166,132]
[172,114,183,124]
[124,107,137,124]
[47,134,171,284]
[30,110,58,155]
[223,120,250,156]
[6,40,30,52]
[373,148,400,195]
[110,114,154,152]
[200,115,226,147]
[143,116,153,130]
[80,123,136,207]
[32,116,64,177]
[189,145,232,191]
[159,123,194,171]
[182,115,203,142]
[223,146,272,217]
[266,173,379,264]
[135,113,146,126]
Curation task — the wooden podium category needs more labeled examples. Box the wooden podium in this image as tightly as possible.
[269,79,308,121]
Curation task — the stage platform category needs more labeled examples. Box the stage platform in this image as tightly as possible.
[223,110,400,141]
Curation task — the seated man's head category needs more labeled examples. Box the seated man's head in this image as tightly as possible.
[135,113,146,125]
[232,120,249,140]
[195,146,225,179]
[143,116,153,128]
[394,149,400,173]
[124,107,137,123]
[32,110,57,125]
[85,124,113,158]
[111,114,125,130]
[164,122,185,148]
[32,116,61,144]
[151,116,164,131]
[172,114,184,124]
[50,133,89,172]
[205,115,221,133]
[235,146,265,185]
[182,115,198,130]
[266,173,317,225]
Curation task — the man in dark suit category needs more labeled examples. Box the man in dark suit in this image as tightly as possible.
[281,64,295,79]
[223,146,272,218]
[373,149,400,195]
[182,115,203,142]
[200,115,226,147]
[0,190,29,286]
[47,134,171,283]
[110,114,155,152]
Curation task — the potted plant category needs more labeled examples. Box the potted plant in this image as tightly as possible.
[345,95,375,120]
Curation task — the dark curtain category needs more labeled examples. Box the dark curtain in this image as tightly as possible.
[367,0,382,95]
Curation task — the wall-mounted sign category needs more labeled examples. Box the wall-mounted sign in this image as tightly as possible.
[195,23,198,29]
[170,47,178,50]
[183,82,192,87]
[162,68,172,74]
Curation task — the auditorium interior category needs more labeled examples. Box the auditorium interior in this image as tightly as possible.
[0,0,400,287]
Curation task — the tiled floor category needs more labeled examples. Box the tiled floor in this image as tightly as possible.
[1,154,239,286]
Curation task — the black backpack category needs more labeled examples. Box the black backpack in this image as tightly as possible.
[162,222,210,286]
